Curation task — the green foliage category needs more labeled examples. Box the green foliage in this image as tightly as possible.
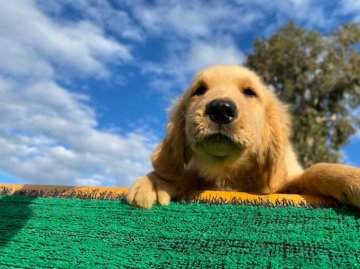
[246,22,360,167]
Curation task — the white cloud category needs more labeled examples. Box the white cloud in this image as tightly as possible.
[142,38,245,96]
[0,77,157,186]
[184,40,245,73]
[338,0,360,22]
[0,0,157,186]
[113,2,255,96]
[129,0,339,41]
[125,1,251,95]
[130,0,345,96]
[38,0,145,41]
[237,0,335,29]
[132,1,262,39]
[0,0,132,79]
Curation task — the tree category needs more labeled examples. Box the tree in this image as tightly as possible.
[246,22,360,168]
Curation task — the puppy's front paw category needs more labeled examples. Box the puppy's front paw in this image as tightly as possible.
[126,173,175,209]
[309,163,360,208]
[338,176,360,208]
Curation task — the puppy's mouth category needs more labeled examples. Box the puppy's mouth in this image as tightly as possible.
[195,133,243,158]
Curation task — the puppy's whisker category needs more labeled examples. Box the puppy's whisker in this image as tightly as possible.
[175,113,192,130]
[177,112,195,129]
[181,111,192,120]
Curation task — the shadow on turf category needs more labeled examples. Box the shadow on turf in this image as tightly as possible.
[0,194,36,248]
[334,206,360,220]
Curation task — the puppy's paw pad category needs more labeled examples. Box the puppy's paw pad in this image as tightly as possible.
[126,175,173,209]
[134,189,157,209]
[157,190,171,206]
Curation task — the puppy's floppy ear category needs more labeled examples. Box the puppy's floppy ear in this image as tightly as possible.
[151,95,191,181]
[262,93,291,192]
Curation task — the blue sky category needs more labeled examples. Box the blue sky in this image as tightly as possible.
[0,0,359,187]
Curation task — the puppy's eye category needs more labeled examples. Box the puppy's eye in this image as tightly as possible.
[192,85,207,96]
[243,87,256,97]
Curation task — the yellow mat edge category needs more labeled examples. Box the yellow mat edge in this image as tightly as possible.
[0,183,338,207]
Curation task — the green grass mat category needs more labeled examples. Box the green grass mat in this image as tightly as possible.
[0,195,360,268]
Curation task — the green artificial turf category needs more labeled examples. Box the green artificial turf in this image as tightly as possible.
[0,195,360,269]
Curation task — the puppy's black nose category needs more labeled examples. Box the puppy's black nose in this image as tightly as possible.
[205,99,237,124]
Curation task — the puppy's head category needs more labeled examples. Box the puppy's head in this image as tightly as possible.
[186,66,269,164]
[152,65,290,188]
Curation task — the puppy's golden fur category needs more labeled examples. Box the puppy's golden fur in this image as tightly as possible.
[127,65,360,209]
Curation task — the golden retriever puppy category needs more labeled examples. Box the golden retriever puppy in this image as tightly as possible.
[127,65,360,209]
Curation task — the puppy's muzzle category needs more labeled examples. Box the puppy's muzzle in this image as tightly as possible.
[205,99,237,125]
